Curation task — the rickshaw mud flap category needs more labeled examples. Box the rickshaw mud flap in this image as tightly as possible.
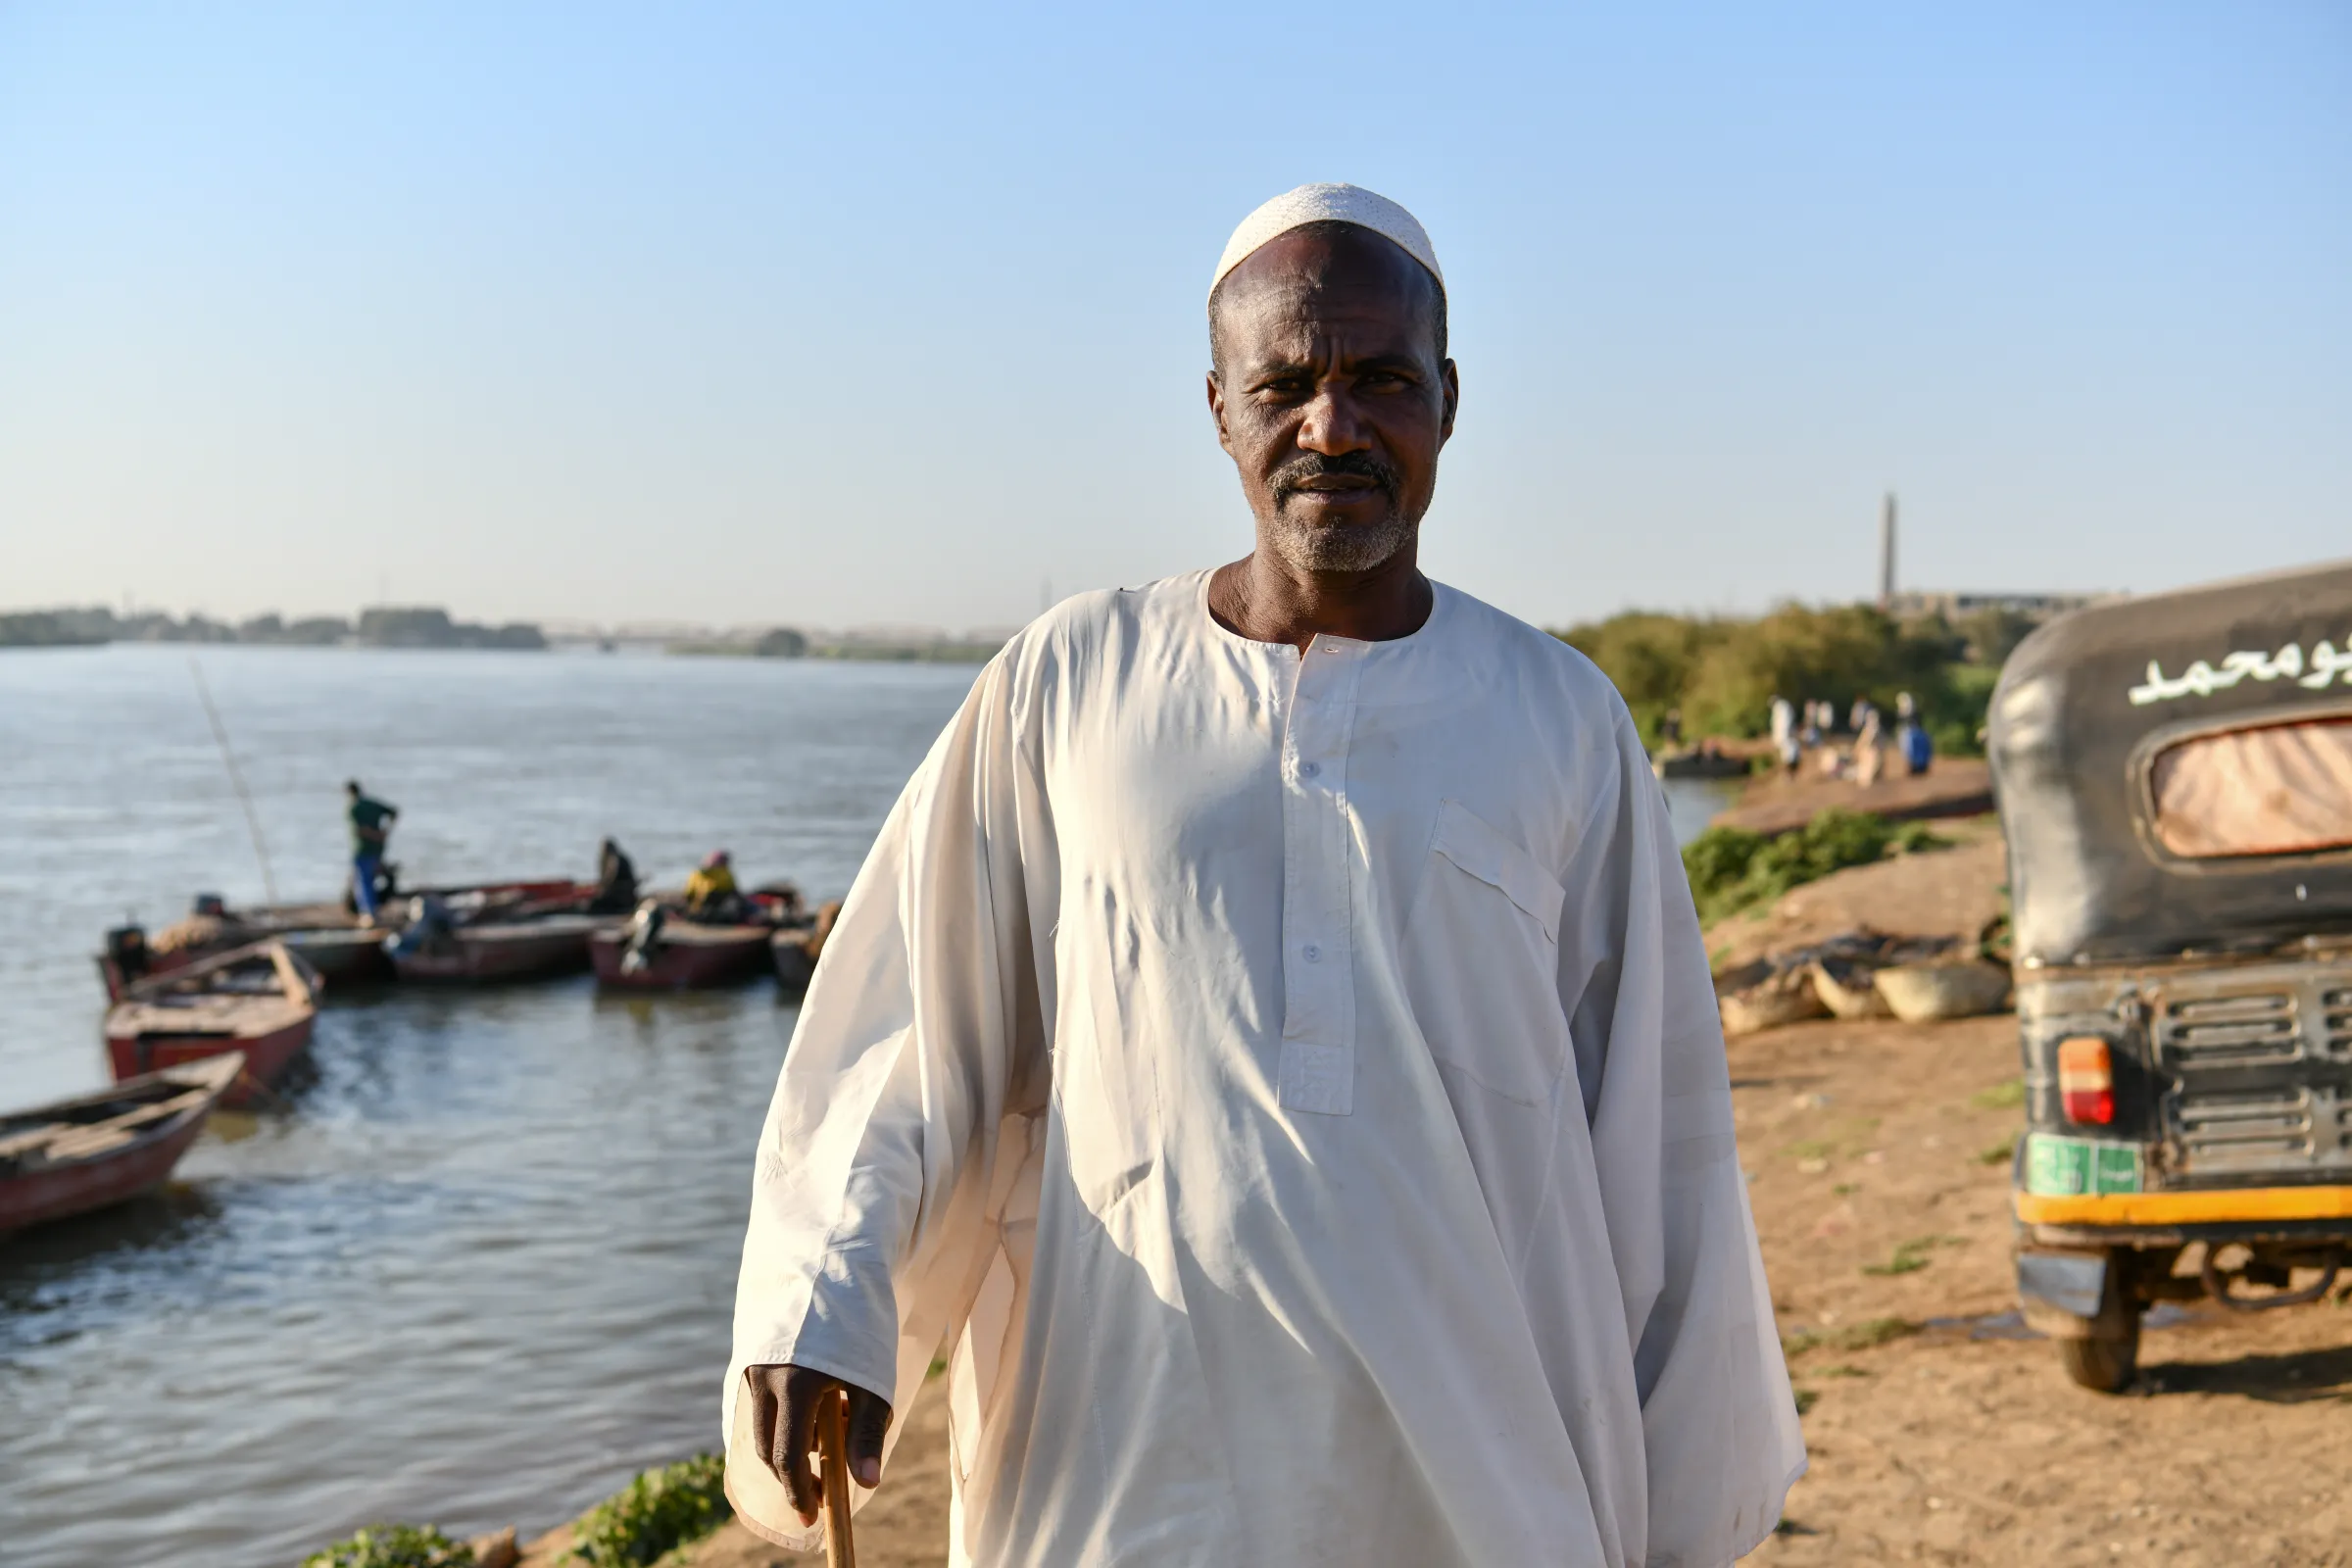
[2017,1250,2113,1333]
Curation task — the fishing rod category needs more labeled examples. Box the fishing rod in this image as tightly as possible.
[188,657,281,905]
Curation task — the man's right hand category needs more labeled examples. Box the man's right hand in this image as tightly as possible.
[743,1363,894,1527]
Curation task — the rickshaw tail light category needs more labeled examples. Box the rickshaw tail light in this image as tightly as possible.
[2057,1037,2114,1125]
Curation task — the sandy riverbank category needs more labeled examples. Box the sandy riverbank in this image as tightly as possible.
[497,824,2352,1568]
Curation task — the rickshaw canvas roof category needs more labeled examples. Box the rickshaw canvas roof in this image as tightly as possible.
[1988,559,2352,965]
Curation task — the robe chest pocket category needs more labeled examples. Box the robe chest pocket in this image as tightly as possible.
[1399,800,1573,1108]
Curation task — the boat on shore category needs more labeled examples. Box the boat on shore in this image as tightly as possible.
[103,943,320,1107]
[387,910,615,983]
[0,1054,245,1233]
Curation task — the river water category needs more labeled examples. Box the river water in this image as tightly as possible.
[0,645,1734,1567]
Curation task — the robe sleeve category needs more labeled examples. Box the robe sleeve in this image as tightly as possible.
[1558,709,1806,1567]
[721,652,1054,1550]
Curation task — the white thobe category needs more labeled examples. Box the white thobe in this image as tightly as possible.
[724,572,1804,1566]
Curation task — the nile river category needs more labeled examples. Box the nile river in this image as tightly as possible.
[0,645,1733,1567]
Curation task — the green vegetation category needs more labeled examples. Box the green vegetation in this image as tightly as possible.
[0,611,110,648]
[1979,1135,2020,1166]
[1682,808,1947,924]
[303,1525,474,1568]
[1792,1389,1820,1416]
[568,1453,731,1568]
[1783,1316,1920,1358]
[1969,1079,2026,1112]
[1556,601,2021,756]
[1862,1235,1966,1278]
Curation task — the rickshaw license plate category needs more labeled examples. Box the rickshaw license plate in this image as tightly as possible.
[2025,1134,2143,1197]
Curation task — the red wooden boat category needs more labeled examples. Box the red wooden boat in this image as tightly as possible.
[770,901,843,998]
[96,879,593,999]
[0,1054,244,1233]
[103,942,320,1108]
[387,911,615,983]
[591,919,773,989]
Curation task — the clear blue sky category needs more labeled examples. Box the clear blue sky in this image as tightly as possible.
[2,2,2345,632]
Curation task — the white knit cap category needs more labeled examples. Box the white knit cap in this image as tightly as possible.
[1209,183,1444,302]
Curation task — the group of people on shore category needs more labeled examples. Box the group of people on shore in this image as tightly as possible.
[1769,691,1932,783]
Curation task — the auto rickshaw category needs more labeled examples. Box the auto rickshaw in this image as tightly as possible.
[1987,560,2352,1391]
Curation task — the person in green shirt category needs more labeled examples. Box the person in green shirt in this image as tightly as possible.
[346,780,399,923]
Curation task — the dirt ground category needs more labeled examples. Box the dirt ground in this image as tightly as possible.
[564,833,2352,1568]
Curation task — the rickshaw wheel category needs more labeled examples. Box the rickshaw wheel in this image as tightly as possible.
[2057,1323,2138,1392]
[2055,1260,2140,1393]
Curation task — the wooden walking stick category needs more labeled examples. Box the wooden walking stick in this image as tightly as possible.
[815,1386,858,1567]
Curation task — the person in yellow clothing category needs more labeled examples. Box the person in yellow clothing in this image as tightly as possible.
[683,850,742,921]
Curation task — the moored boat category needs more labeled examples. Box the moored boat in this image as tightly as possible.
[0,1054,244,1233]
[771,900,844,997]
[591,918,773,990]
[387,910,613,983]
[103,942,320,1107]
[96,878,592,1000]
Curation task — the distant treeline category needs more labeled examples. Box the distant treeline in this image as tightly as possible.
[1556,603,2044,757]
[0,605,546,651]
[668,626,1003,662]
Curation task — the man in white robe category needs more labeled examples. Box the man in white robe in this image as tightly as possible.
[724,182,1804,1566]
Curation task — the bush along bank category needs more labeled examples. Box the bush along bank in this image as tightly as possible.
[302,1452,730,1568]
[303,1525,478,1568]
[1556,602,2023,758]
[1683,808,1947,927]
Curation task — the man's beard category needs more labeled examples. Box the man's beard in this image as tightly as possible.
[1262,451,1416,573]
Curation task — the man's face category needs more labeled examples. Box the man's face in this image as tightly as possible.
[1208,226,1458,575]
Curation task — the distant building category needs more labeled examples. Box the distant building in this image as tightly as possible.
[1886,590,2119,619]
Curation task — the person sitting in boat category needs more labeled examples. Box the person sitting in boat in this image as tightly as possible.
[590,838,640,915]
[684,851,745,922]
[383,893,455,960]
[346,781,400,926]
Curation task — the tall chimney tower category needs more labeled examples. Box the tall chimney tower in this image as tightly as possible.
[1878,492,1898,612]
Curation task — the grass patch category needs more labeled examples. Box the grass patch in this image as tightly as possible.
[569,1454,730,1568]
[1785,1139,1837,1162]
[1685,809,1950,926]
[1978,1136,2020,1166]
[1785,1316,1921,1358]
[1970,1079,2025,1111]
[1818,1363,1870,1379]
[1832,1183,1858,1197]
[1862,1234,1968,1277]
[305,1527,474,1568]
[1793,1389,1820,1416]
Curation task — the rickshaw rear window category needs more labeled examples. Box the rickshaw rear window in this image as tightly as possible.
[2149,717,2352,858]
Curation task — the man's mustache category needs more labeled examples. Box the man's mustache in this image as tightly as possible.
[1269,451,1403,508]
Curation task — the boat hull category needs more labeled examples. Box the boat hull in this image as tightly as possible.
[389,917,608,984]
[591,926,770,990]
[0,1057,241,1232]
[104,1014,314,1109]
[0,1104,212,1230]
[281,928,395,985]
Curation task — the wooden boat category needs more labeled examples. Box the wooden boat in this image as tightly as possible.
[95,879,591,999]
[591,918,774,990]
[771,901,844,998]
[0,1054,244,1233]
[104,942,319,1107]
[387,911,614,983]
